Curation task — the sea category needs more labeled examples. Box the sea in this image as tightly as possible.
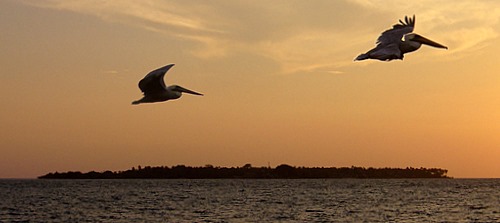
[0,179,498,222]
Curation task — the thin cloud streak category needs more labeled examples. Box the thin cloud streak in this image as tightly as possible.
[20,0,222,33]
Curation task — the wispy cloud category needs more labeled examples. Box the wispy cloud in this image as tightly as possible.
[21,0,500,74]
[101,70,118,74]
[20,0,223,33]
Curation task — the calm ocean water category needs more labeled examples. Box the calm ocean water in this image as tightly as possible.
[0,179,498,222]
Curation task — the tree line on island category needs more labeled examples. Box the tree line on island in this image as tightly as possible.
[38,164,450,179]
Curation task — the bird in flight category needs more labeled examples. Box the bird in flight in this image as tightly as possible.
[132,64,203,105]
[355,15,447,61]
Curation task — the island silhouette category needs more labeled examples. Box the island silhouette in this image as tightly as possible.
[38,164,450,179]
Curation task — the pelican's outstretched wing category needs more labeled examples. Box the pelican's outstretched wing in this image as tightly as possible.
[376,15,415,46]
[138,64,174,95]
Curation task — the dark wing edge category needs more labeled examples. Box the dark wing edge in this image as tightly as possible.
[138,64,175,95]
[395,15,415,30]
[376,15,415,46]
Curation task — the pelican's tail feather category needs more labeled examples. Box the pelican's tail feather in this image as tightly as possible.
[131,100,142,105]
[354,53,369,61]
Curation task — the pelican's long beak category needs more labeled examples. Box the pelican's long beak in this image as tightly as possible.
[414,35,448,49]
[178,86,203,96]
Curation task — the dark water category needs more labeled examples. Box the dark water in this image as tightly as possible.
[1,179,498,222]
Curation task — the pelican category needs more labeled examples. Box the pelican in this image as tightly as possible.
[132,64,203,105]
[355,15,447,61]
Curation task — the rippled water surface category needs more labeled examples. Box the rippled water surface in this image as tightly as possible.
[1,179,499,222]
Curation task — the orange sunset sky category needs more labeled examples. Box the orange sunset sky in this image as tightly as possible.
[1,0,499,178]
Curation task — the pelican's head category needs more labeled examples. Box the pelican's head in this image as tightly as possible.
[169,85,204,96]
[406,33,448,49]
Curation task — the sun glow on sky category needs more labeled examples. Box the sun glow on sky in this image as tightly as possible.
[1,0,499,178]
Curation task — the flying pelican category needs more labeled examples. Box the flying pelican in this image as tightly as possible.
[355,15,447,61]
[132,64,203,105]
